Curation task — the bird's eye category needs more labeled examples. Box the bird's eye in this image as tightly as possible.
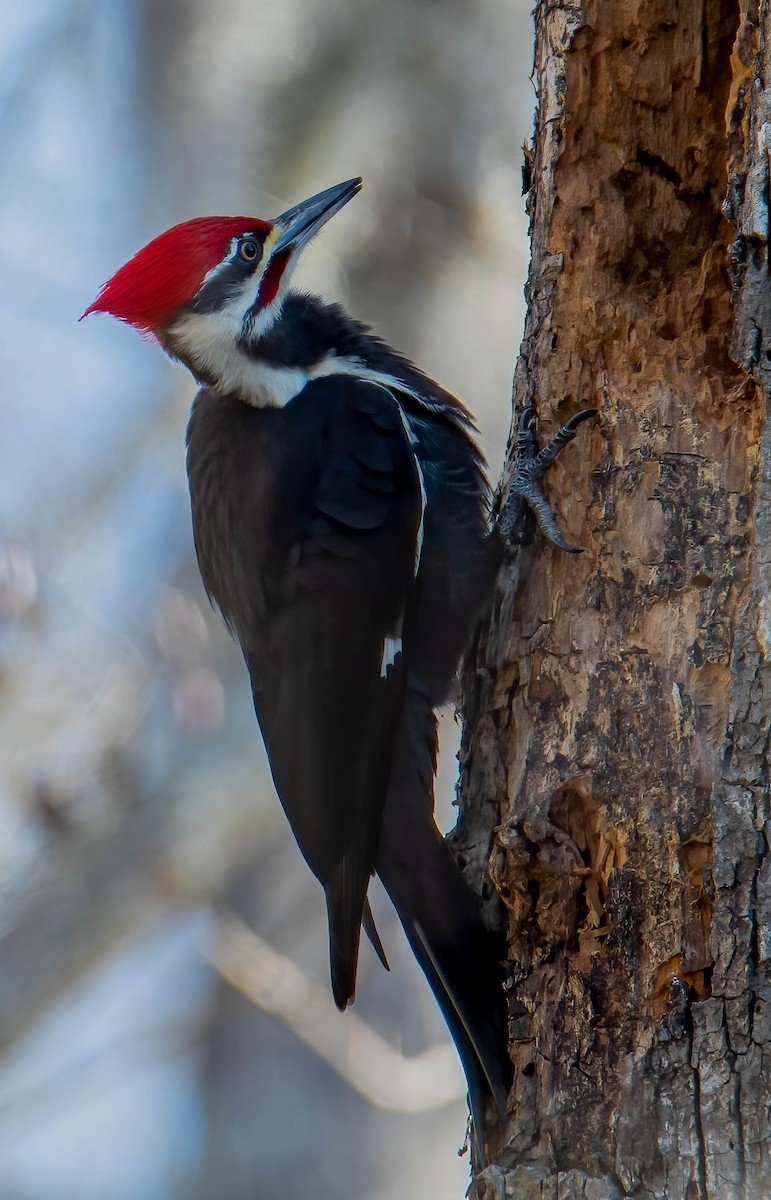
[239,238,260,263]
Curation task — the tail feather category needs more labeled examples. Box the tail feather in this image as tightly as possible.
[325,873,391,1009]
[412,917,508,1123]
[363,897,389,971]
[324,857,367,1010]
[378,818,510,1137]
[375,689,510,1148]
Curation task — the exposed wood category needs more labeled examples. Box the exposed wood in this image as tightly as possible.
[457,3,771,1195]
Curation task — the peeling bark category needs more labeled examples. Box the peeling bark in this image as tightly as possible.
[457,3,771,1196]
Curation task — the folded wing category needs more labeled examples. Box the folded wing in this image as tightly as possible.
[247,376,422,1008]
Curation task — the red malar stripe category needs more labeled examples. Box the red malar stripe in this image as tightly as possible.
[258,250,290,309]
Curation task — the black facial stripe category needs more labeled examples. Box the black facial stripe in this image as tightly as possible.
[190,260,255,316]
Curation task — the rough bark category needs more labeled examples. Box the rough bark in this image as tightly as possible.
[457,3,771,1197]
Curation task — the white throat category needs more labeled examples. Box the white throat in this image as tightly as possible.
[167,301,298,405]
[167,305,438,414]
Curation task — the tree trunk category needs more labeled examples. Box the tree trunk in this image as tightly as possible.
[458,3,771,1196]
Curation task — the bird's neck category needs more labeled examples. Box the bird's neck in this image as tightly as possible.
[168,290,452,417]
[166,292,369,408]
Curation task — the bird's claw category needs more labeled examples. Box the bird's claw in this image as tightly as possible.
[498,404,596,554]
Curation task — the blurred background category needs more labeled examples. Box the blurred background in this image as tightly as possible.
[0,1,533,1196]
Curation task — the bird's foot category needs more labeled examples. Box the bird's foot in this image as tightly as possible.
[497,405,596,554]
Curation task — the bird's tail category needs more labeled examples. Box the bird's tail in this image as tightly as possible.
[375,688,510,1148]
[324,871,390,1009]
[324,859,367,1010]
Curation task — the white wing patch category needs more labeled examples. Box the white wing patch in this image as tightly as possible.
[380,635,403,677]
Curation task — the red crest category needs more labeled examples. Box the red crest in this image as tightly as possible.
[81,216,271,335]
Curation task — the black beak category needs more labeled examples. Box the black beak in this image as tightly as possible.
[272,178,362,255]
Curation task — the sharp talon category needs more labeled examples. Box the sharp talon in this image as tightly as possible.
[562,407,597,434]
[500,404,595,553]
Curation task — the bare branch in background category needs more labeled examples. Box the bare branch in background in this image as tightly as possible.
[207,910,464,1113]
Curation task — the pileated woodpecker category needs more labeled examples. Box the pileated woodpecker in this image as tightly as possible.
[83,178,592,1145]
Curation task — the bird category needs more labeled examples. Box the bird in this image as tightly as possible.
[83,178,593,1150]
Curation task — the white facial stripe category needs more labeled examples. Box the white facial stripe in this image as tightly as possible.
[247,299,285,340]
[172,227,305,397]
[169,243,288,400]
[236,235,285,339]
[231,359,308,406]
[169,305,299,404]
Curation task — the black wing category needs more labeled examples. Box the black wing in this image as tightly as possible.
[245,376,422,1008]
